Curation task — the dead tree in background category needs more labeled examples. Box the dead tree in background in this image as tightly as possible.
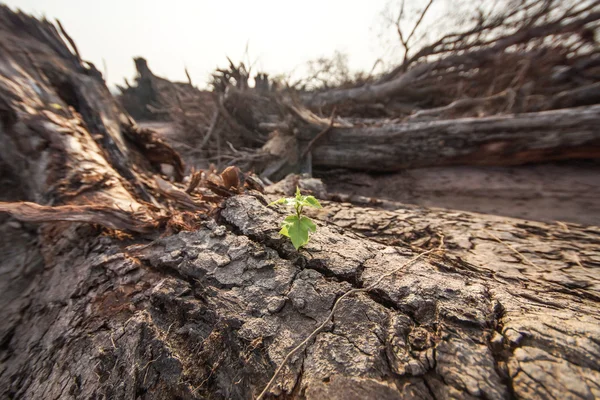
[115,0,600,180]
[305,0,600,115]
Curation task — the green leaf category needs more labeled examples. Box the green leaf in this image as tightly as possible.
[272,189,320,250]
[303,196,322,209]
[268,198,286,206]
[300,216,317,232]
[279,215,298,238]
[279,215,317,250]
[279,224,290,237]
[270,190,321,210]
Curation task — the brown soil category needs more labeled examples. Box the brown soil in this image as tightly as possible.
[318,162,600,226]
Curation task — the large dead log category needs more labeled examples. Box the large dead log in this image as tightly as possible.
[201,89,600,175]
[551,82,600,110]
[0,7,185,206]
[298,105,600,171]
[1,8,600,400]
[2,186,600,399]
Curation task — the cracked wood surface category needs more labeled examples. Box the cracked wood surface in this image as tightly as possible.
[1,194,598,399]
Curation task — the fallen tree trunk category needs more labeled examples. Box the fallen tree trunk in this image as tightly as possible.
[2,187,600,399]
[298,105,600,171]
[1,7,600,400]
[405,90,515,121]
[551,82,600,110]
[172,89,600,177]
[0,13,170,230]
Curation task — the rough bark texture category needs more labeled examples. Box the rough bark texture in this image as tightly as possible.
[298,105,600,171]
[2,189,600,399]
[0,6,184,211]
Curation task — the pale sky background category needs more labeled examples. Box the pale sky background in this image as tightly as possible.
[5,0,400,89]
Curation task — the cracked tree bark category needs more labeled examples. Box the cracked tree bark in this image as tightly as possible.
[1,7,600,400]
[2,190,599,399]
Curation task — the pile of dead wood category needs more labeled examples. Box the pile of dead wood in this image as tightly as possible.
[117,0,600,182]
[303,0,600,117]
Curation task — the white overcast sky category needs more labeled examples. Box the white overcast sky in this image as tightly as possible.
[5,0,398,89]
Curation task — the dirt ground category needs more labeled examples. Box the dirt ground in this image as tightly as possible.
[141,121,600,227]
[318,162,600,226]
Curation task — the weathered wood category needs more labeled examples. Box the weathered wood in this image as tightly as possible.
[0,6,183,210]
[0,202,158,233]
[2,188,599,399]
[551,82,600,110]
[193,89,600,173]
[406,90,515,121]
[299,105,600,171]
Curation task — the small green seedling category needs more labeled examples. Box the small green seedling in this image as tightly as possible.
[269,187,322,250]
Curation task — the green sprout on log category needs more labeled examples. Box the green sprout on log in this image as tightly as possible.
[269,187,322,250]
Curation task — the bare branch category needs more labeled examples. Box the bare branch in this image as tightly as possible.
[406,0,434,46]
